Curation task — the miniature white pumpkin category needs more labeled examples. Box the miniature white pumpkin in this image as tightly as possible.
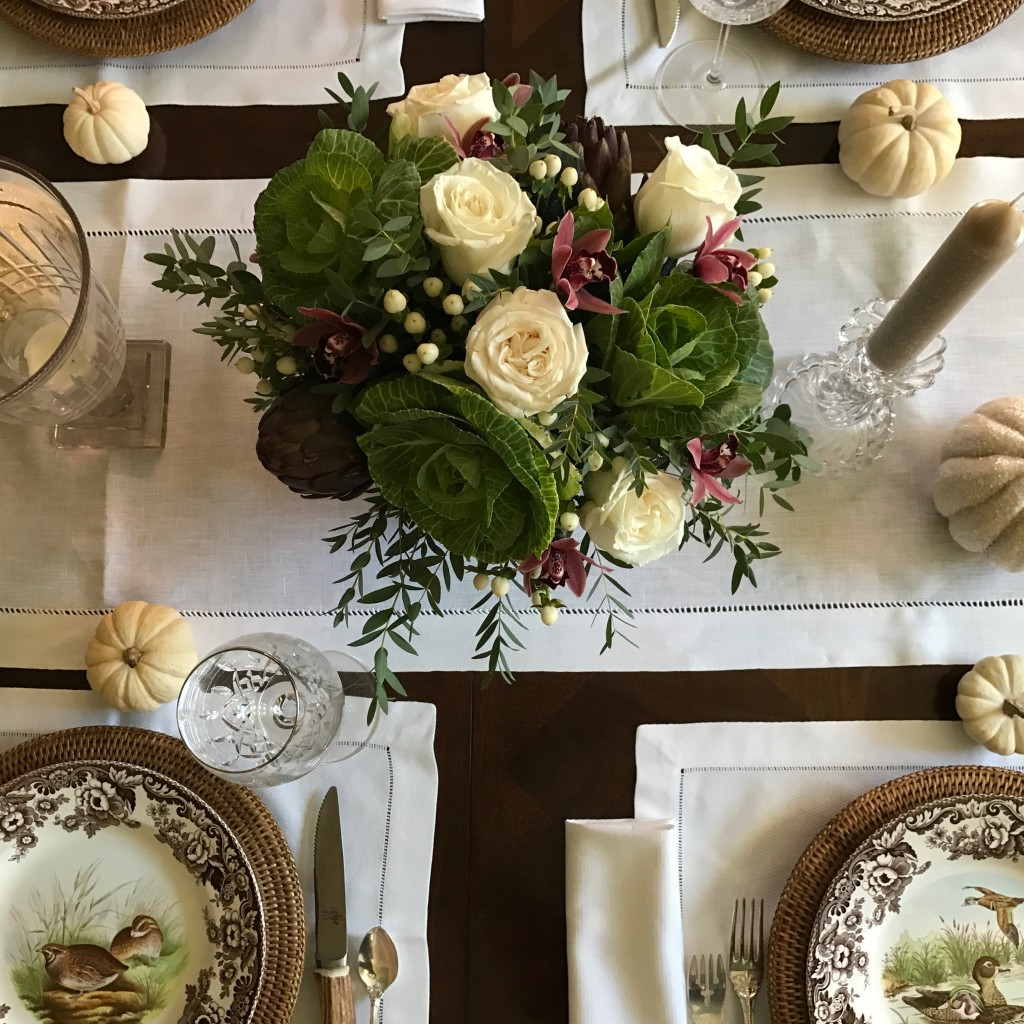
[933,397,1024,572]
[85,601,197,711]
[63,82,150,166]
[838,80,960,198]
[956,654,1024,756]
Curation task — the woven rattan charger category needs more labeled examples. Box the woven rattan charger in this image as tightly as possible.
[760,0,1024,63]
[0,0,254,58]
[0,726,304,1023]
[769,765,1024,1024]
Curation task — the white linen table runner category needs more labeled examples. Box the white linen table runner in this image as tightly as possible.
[634,719,1024,1024]
[583,0,1024,124]
[0,0,405,106]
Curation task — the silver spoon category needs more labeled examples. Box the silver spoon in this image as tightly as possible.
[357,926,399,1024]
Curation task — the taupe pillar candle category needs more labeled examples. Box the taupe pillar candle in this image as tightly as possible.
[867,196,1024,373]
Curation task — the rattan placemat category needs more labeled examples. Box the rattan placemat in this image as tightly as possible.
[0,726,304,1024]
[768,765,1024,1024]
[760,0,1024,62]
[0,0,254,57]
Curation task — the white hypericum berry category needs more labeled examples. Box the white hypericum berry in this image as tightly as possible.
[757,246,773,260]
[416,342,440,365]
[473,572,490,591]
[422,276,444,298]
[587,450,604,471]
[758,288,774,305]
[234,356,255,374]
[544,154,562,177]
[429,328,447,345]
[251,346,267,363]
[461,279,481,300]
[444,293,466,315]
[559,511,580,531]
[594,432,609,448]
[450,315,468,332]
[579,188,603,212]
[403,353,423,373]
[747,271,763,289]
[384,289,407,314]
[378,333,399,354]
[403,312,427,335]
[528,159,547,180]
[540,605,559,626]
[491,577,511,598]
[756,262,776,279]
[560,167,579,188]
[255,379,273,395]
[276,356,297,375]
[537,411,558,427]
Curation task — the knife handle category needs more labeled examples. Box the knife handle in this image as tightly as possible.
[315,965,356,1024]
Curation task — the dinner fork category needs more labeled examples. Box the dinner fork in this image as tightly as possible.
[728,898,764,1024]
[688,953,726,1024]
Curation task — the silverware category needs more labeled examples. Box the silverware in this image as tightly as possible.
[688,953,726,1024]
[314,787,356,1024]
[728,897,765,1024]
[357,926,400,1024]
[655,0,680,47]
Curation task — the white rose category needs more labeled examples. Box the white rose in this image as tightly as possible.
[633,137,742,256]
[386,73,499,141]
[582,458,686,567]
[465,287,588,419]
[421,159,538,285]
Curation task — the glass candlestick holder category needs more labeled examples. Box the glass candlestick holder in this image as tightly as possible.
[762,298,946,477]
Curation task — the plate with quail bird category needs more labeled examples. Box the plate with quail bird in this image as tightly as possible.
[808,794,1024,1024]
[0,757,265,1024]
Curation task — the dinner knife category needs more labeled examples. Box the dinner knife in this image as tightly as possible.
[655,0,680,47]
[315,786,356,1024]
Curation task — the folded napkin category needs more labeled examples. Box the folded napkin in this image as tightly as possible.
[378,0,483,22]
[566,819,686,1024]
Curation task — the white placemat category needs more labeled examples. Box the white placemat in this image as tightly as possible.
[583,0,1024,124]
[4,160,1024,672]
[0,0,405,107]
[0,687,437,1024]
[634,719,1024,1024]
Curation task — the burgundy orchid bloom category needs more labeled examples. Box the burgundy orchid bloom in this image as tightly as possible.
[294,307,378,385]
[686,435,753,506]
[690,216,758,306]
[441,115,505,161]
[517,538,608,598]
[502,73,534,106]
[551,211,624,315]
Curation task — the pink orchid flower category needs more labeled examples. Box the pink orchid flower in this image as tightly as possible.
[502,73,534,106]
[686,435,752,506]
[294,307,378,385]
[551,211,624,315]
[441,115,505,161]
[517,538,608,598]
[690,216,758,305]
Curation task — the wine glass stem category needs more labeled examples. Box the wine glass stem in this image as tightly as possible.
[705,23,731,87]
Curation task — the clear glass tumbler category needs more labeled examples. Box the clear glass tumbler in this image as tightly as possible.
[176,633,373,787]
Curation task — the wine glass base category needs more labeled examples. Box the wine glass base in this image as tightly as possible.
[54,338,170,449]
[655,37,764,133]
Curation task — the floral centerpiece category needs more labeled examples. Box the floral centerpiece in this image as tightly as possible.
[148,72,810,714]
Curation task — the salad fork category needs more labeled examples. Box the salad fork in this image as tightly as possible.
[688,953,726,1024]
[729,897,764,1024]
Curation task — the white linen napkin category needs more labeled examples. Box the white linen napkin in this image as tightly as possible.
[378,0,483,23]
[565,819,686,1024]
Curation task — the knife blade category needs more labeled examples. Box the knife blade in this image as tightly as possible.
[314,786,356,1024]
[655,0,680,47]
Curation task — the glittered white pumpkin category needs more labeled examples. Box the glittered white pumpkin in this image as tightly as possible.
[838,80,960,198]
[63,82,150,166]
[956,654,1024,756]
[933,397,1024,572]
[85,601,197,711]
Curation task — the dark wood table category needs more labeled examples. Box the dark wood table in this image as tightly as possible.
[0,2,1015,1021]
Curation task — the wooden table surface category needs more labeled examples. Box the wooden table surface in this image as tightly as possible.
[0,1,1017,1021]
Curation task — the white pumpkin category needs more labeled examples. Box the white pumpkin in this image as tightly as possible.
[838,80,960,198]
[85,601,197,711]
[956,654,1024,756]
[63,82,150,166]
[933,397,1024,572]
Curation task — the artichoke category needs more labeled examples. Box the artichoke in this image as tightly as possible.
[256,383,372,500]
[564,117,633,234]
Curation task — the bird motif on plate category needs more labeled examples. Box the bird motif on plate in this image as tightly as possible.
[110,914,163,962]
[963,888,1024,947]
[904,958,1013,1018]
[912,991,990,1022]
[40,943,127,993]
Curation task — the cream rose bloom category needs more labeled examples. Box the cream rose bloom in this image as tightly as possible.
[464,287,588,419]
[633,137,742,257]
[582,458,687,567]
[386,73,499,141]
[420,159,538,286]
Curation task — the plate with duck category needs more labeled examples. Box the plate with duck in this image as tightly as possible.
[808,795,1024,1024]
[0,756,264,1024]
